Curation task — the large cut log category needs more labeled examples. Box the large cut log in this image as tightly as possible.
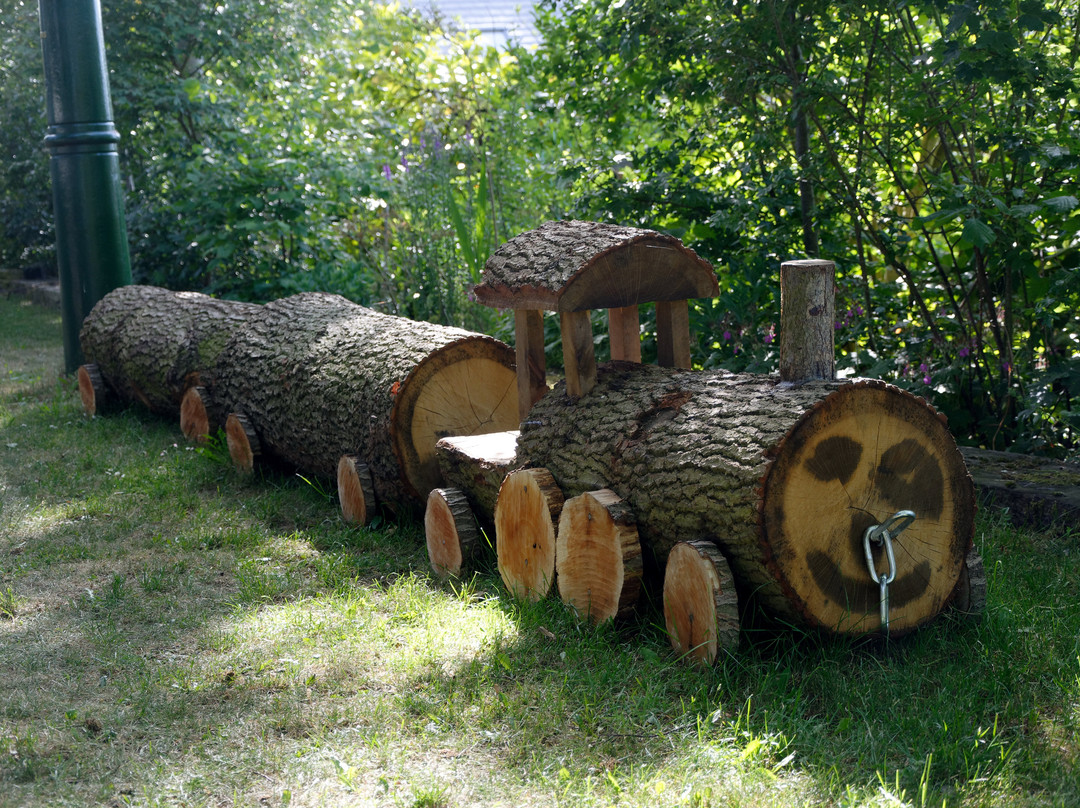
[214,292,519,510]
[517,362,975,636]
[78,285,260,422]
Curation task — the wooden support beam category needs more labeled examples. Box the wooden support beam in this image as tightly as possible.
[608,305,642,363]
[560,309,597,399]
[515,309,548,421]
[656,299,692,369]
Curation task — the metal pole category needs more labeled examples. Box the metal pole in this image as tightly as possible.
[38,0,132,373]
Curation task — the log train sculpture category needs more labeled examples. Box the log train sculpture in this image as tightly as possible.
[78,220,985,665]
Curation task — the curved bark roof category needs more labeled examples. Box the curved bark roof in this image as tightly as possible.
[473,220,718,311]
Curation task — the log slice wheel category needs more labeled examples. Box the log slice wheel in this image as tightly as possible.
[761,380,975,635]
[556,489,643,623]
[664,540,740,665]
[495,467,564,600]
[425,487,481,579]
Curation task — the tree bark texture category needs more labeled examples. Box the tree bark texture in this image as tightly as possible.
[79,284,261,418]
[474,220,717,312]
[214,292,518,509]
[517,362,975,636]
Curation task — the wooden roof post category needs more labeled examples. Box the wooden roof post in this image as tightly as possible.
[779,259,836,382]
[608,304,642,363]
[560,309,597,399]
[656,299,692,369]
[515,309,548,420]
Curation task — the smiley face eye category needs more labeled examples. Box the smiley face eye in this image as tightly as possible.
[805,435,862,486]
[876,438,945,519]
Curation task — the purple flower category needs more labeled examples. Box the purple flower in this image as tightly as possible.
[723,330,732,341]
[958,346,970,358]
[764,333,774,344]
[433,134,444,152]
[400,154,409,172]
[382,164,392,181]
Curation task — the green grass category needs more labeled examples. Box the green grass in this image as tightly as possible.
[1,295,1078,807]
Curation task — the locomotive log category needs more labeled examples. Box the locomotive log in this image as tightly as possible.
[214,292,519,510]
[78,284,260,422]
[517,362,975,636]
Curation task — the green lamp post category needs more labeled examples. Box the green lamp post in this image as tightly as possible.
[38,0,132,373]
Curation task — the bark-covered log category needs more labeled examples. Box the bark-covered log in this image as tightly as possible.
[517,362,975,636]
[214,292,519,509]
[79,285,260,419]
[474,219,718,312]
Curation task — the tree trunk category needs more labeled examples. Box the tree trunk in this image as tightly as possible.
[214,292,518,510]
[79,284,260,419]
[517,362,975,636]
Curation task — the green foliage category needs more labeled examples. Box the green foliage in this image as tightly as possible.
[532,0,1080,454]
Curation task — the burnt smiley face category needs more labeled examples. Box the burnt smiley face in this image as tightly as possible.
[802,435,945,620]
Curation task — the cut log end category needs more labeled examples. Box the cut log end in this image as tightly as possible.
[180,386,211,443]
[664,540,740,665]
[337,454,376,525]
[225,413,260,474]
[77,364,106,417]
[762,381,975,636]
[556,489,643,624]
[495,467,564,601]
[393,338,520,500]
[425,487,481,579]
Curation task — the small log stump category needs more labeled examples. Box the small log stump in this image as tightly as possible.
[425,487,481,579]
[664,540,740,665]
[225,412,260,474]
[338,455,376,525]
[556,489,643,623]
[495,467,564,601]
[435,430,519,526]
[77,363,109,417]
[952,546,987,619]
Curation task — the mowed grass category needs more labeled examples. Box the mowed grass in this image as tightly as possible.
[1,295,1078,808]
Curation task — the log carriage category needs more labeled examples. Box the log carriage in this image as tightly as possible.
[78,220,984,665]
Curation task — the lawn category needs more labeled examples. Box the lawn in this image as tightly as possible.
[1,295,1078,808]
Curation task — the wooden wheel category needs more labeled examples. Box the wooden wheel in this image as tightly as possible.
[664,540,740,665]
[225,412,259,473]
[180,386,211,442]
[77,363,107,417]
[425,487,481,579]
[337,455,376,525]
[495,467,563,601]
[556,489,642,623]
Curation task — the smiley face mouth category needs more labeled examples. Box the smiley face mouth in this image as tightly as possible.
[807,550,931,614]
